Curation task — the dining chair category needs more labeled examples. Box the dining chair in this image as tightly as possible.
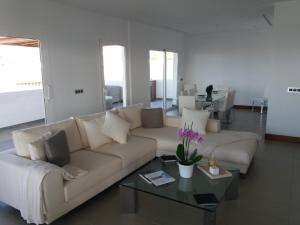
[252,97,268,114]
[218,89,236,123]
[181,84,198,96]
[178,96,196,115]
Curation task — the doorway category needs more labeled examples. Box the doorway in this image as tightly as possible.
[101,45,127,110]
[149,50,178,113]
[0,36,45,151]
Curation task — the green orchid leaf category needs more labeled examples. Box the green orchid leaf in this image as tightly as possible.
[189,149,198,161]
[176,144,185,162]
[191,155,203,164]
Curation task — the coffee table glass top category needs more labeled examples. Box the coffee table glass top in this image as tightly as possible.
[120,158,239,212]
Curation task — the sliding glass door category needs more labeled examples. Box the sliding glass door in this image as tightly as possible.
[149,50,178,113]
[101,45,126,110]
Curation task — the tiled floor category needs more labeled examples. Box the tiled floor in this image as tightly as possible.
[1,110,300,225]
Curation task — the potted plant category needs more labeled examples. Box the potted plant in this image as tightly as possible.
[176,123,203,178]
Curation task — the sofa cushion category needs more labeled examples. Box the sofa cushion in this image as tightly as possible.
[204,130,260,147]
[92,136,156,168]
[131,127,178,151]
[131,127,259,162]
[44,130,70,167]
[141,108,164,128]
[206,130,260,165]
[74,112,106,148]
[64,150,122,201]
[118,103,143,129]
[13,118,83,158]
[131,127,215,157]
[82,118,112,149]
[102,111,130,144]
[213,139,258,166]
[28,131,54,161]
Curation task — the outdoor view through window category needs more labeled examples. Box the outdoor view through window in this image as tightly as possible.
[0,37,45,129]
[0,44,42,93]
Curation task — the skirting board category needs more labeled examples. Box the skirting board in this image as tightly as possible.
[265,134,300,143]
[234,105,268,112]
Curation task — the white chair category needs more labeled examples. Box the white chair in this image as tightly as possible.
[181,84,197,96]
[218,90,230,113]
[252,97,268,114]
[178,96,196,115]
[218,89,236,123]
[227,89,236,110]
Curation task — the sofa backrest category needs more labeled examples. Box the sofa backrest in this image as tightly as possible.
[164,116,221,133]
[12,118,83,158]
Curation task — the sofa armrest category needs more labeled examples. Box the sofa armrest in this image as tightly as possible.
[164,116,181,127]
[206,119,221,133]
[0,153,65,215]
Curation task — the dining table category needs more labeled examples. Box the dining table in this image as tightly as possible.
[195,92,226,111]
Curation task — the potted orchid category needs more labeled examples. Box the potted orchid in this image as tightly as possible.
[176,123,204,178]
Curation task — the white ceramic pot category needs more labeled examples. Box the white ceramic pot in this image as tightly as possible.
[178,163,194,178]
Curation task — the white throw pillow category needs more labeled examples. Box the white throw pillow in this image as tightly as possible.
[28,131,54,161]
[118,103,143,129]
[102,111,131,144]
[74,112,106,148]
[181,108,210,135]
[82,118,112,149]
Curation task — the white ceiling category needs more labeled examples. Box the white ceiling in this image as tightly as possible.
[50,0,290,34]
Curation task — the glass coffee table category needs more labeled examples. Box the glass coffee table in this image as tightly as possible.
[120,158,239,225]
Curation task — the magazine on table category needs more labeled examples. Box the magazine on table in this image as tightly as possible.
[139,170,175,186]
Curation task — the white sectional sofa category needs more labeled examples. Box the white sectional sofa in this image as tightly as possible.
[0,105,260,224]
[133,116,259,173]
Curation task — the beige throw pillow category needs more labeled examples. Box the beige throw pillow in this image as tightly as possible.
[102,111,131,144]
[74,112,106,148]
[118,103,143,129]
[28,131,54,161]
[181,108,210,135]
[82,118,112,149]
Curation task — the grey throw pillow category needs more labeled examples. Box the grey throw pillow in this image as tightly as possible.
[141,108,164,128]
[44,130,70,167]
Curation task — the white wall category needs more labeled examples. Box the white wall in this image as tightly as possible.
[129,22,184,106]
[266,1,300,137]
[183,29,273,105]
[0,0,184,124]
[0,90,45,128]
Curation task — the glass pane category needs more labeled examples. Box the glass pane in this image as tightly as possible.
[120,158,239,212]
[0,37,45,131]
[166,52,178,115]
[102,45,126,110]
[149,50,164,108]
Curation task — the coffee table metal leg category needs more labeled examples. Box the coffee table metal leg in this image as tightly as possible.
[203,211,216,225]
[120,186,138,214]
[225,172,239,201]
